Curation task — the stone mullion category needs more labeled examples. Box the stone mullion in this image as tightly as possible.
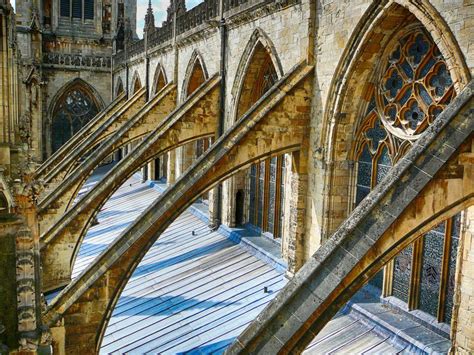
[408,237,423,311]
[166,149,176,184]
[382,259,394,298]
[437,217,453,322]
[287,151,308,274]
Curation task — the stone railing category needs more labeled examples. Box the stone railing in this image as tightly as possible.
[128,39,145,58]
[43,52,112,69]
[223,0,249,11]
[113,49,126,65]
[148,22,173,48]
[113,0,291,66]
[176,0,219,35]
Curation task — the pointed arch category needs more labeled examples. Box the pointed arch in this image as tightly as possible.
[150,63,167,97]
[181,49,208,100]
[314,0,470,331]
[319,1,471,238]
[231,28,284,122]
[130,71,142,95]
[47,78,104,155]
[322,1,470,167]
[115,76,124,98]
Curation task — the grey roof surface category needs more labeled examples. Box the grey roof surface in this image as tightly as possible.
[69,168,413,354]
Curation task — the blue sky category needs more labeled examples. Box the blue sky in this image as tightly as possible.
[10,0,203,38]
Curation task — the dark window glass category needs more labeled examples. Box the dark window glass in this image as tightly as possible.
[419,222,445,317]
[84,0,94,19]
[356,145,372,205]
[278,156,286,239]
[72,0,82,18]
[60,0,70,17]
[52,87,99,153]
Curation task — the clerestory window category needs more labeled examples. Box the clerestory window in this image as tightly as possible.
[60,0,94,20]
[354,27,459,324]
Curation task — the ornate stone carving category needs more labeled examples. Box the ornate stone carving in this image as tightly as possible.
[42,52,112,69]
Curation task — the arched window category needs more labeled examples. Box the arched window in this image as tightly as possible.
[236,42,278,119]
[354,27,459,324]
[51,83,101,153]
[152,66,166,96]
[239,40,283,238]
[131,74,142,95]
[186,58,205,97]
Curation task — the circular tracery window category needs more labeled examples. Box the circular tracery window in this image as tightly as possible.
[354,26,460,325]
[376,28,454,141]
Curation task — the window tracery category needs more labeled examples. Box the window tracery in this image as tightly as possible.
[52,86,99,153]
[243,45,285,239]
[354,27,460,325]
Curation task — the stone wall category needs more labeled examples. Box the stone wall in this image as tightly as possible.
[452,206,474,352]
[111,0,474,271]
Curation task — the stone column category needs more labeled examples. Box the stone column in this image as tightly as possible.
[141,166,147,182]
[286,150,309,275]
[147,161,155,181]
[181,142,194,174]
[167,150,176,184]
[452,206,474,353]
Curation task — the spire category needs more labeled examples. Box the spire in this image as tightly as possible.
[144,0,155,34]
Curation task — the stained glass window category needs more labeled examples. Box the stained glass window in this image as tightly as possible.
[392,245,413,303]
[52,86,100,153]
[354,27,460,324]
[249,165,257,225]
[356,145,372,205]
[267,157,277,234]
[419,223,445,317]
[257,161,265,228]
[248,155,285,238]
[444,214,461,323]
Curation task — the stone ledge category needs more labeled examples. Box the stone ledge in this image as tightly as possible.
[345,287,452,354]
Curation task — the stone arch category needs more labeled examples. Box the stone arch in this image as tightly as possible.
[231,28,284,123]
[115,76,124,98]
[224,28,284,232]
[47,78,104,155]
[320,1,471,237]
[181,50,208,100]
[130,71,142,95]
[150,63,167,97]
